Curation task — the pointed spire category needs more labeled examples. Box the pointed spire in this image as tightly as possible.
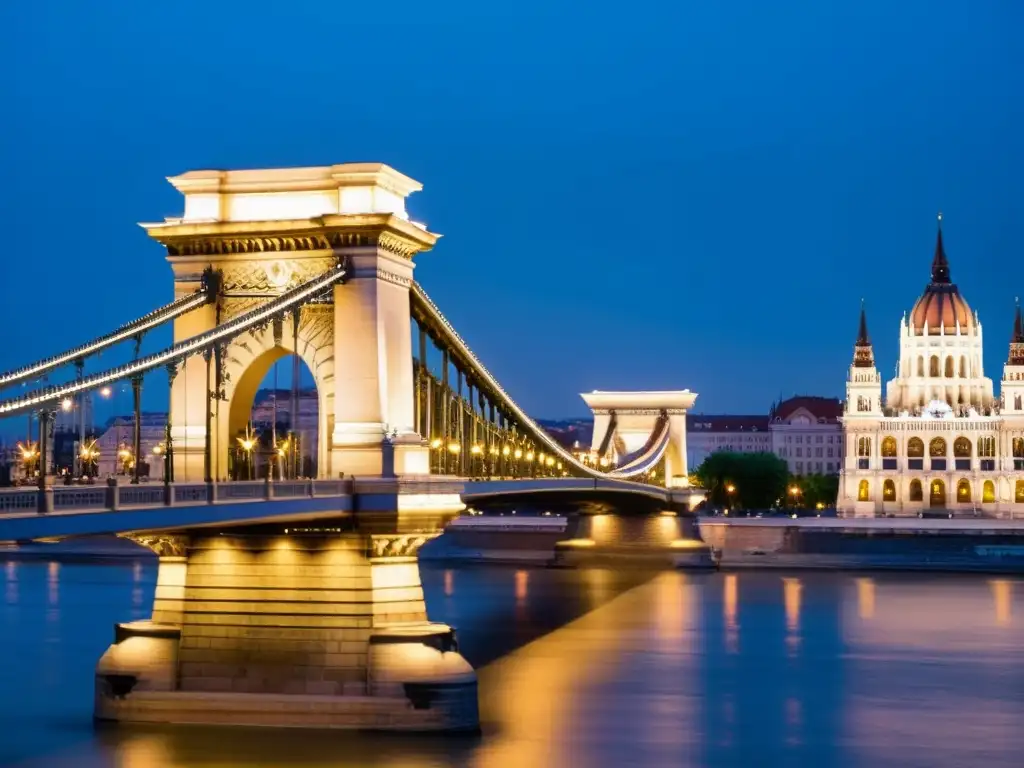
[853,300,875,368]
[856,298,870,346]
[931,212,951,284]
[1013,297,1024,343]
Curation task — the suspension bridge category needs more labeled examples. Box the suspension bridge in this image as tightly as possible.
[0,163,705,732]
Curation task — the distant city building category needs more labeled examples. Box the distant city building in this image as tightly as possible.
[95,413,168,479]
[769,396,844,476]
[686,415,770,469]
[839,220,1024,516]
[537,419,593,451]
[687,396,843,476]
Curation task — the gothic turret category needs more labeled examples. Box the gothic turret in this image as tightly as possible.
[1003,300,1024,414]
[846,302,882,416]
[853,301,874,367]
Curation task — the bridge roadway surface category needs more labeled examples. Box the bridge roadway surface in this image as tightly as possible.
[0,476,683,542]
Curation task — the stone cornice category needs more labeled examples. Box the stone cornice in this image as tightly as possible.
[147,214,438,261]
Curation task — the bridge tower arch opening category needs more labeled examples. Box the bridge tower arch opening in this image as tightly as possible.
[222,328,327,480]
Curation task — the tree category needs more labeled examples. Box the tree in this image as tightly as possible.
[789,472,840,509]
[694,451,790,510]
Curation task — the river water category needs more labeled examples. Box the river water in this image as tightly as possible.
[1,558,1022,767]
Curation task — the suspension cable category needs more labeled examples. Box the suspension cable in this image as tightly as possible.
[0,288,209,390]
[411,282,664,480]
[0,264,346,417]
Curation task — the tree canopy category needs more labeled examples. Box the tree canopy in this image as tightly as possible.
[693,451,789,510]
[693,451,840,509]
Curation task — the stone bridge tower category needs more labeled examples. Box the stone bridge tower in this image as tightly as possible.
[143,164,437,481]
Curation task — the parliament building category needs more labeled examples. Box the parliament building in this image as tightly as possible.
[838,218,1024,517]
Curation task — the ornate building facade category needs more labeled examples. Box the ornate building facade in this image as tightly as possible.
[839,219,1024,517]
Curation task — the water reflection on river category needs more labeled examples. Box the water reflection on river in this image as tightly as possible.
[1,559,1022,767]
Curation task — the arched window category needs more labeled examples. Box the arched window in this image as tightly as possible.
[930,478,947,507]
[909,479,923,502]
[882,479,896,501]
[881,437,897,457]
[945,357,954,378]
[857,437,871,457]
[917,356,924,377]
[858,479,870,502]
[930,356,940,377]
[907,438,924,457]
[957,478,971,503]
[978,437,995,457]
[953,437,971,457]
[1014,438,1024,458]
[959,356,967,378]
[1016,480,1024,504]
[929,437,947,457]
[982,480,995,503]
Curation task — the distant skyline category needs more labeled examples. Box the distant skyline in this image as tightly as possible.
[1,1,1022,423]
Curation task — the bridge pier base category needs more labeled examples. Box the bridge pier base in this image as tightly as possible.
[94,484,478,732]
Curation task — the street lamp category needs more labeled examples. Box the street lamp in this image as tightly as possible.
[18,442,38,480]
[789,485,803,510]
[80,440,100,478]
[237,426,258,481]
[117,447,133,476]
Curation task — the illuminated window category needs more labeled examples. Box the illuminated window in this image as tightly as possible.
[858,479,870,501]
[907,438,924,458]
[978,437,995,458]
[1017,480,1024,504]
[953,437,971,457]
[930,356,940,377]
[982,480,995,504]
[882,479,896,501]
[945,357,954,378]
[930,479,946,506]
[929,437,947,457]
[881,437,897,457]
[956,479,971,503]
[858,438,871,457]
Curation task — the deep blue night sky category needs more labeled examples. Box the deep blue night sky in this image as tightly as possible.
[1,1,1022,424]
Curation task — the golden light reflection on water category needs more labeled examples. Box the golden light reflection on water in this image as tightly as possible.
[444,569,454,597]
[857,578,875,620]
[724,573,739,654]
[47,561,59,607]
[783,577,801,654]
[514,570,529,603]
[473,567,642,768]
[990,579,1012,627]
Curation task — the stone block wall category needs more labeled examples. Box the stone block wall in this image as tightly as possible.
[173,533,427,696]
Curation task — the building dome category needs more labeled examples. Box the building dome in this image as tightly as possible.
[908,218,975,335]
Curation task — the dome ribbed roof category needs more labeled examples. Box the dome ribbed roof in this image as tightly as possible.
[909,218,974,335]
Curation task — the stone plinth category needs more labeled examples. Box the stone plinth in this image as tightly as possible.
[95,490,478,732]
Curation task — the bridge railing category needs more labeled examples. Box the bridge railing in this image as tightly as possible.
[0,478,356,517]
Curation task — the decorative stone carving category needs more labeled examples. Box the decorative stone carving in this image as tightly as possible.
[220,257,337,295]
[123,534,189,557]
[166,235,332,258]
[369,533,439,559]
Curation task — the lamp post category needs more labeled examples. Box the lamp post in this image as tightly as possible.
[789,485,802,509]
[237,425,257,481]
[725,483,736,513]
